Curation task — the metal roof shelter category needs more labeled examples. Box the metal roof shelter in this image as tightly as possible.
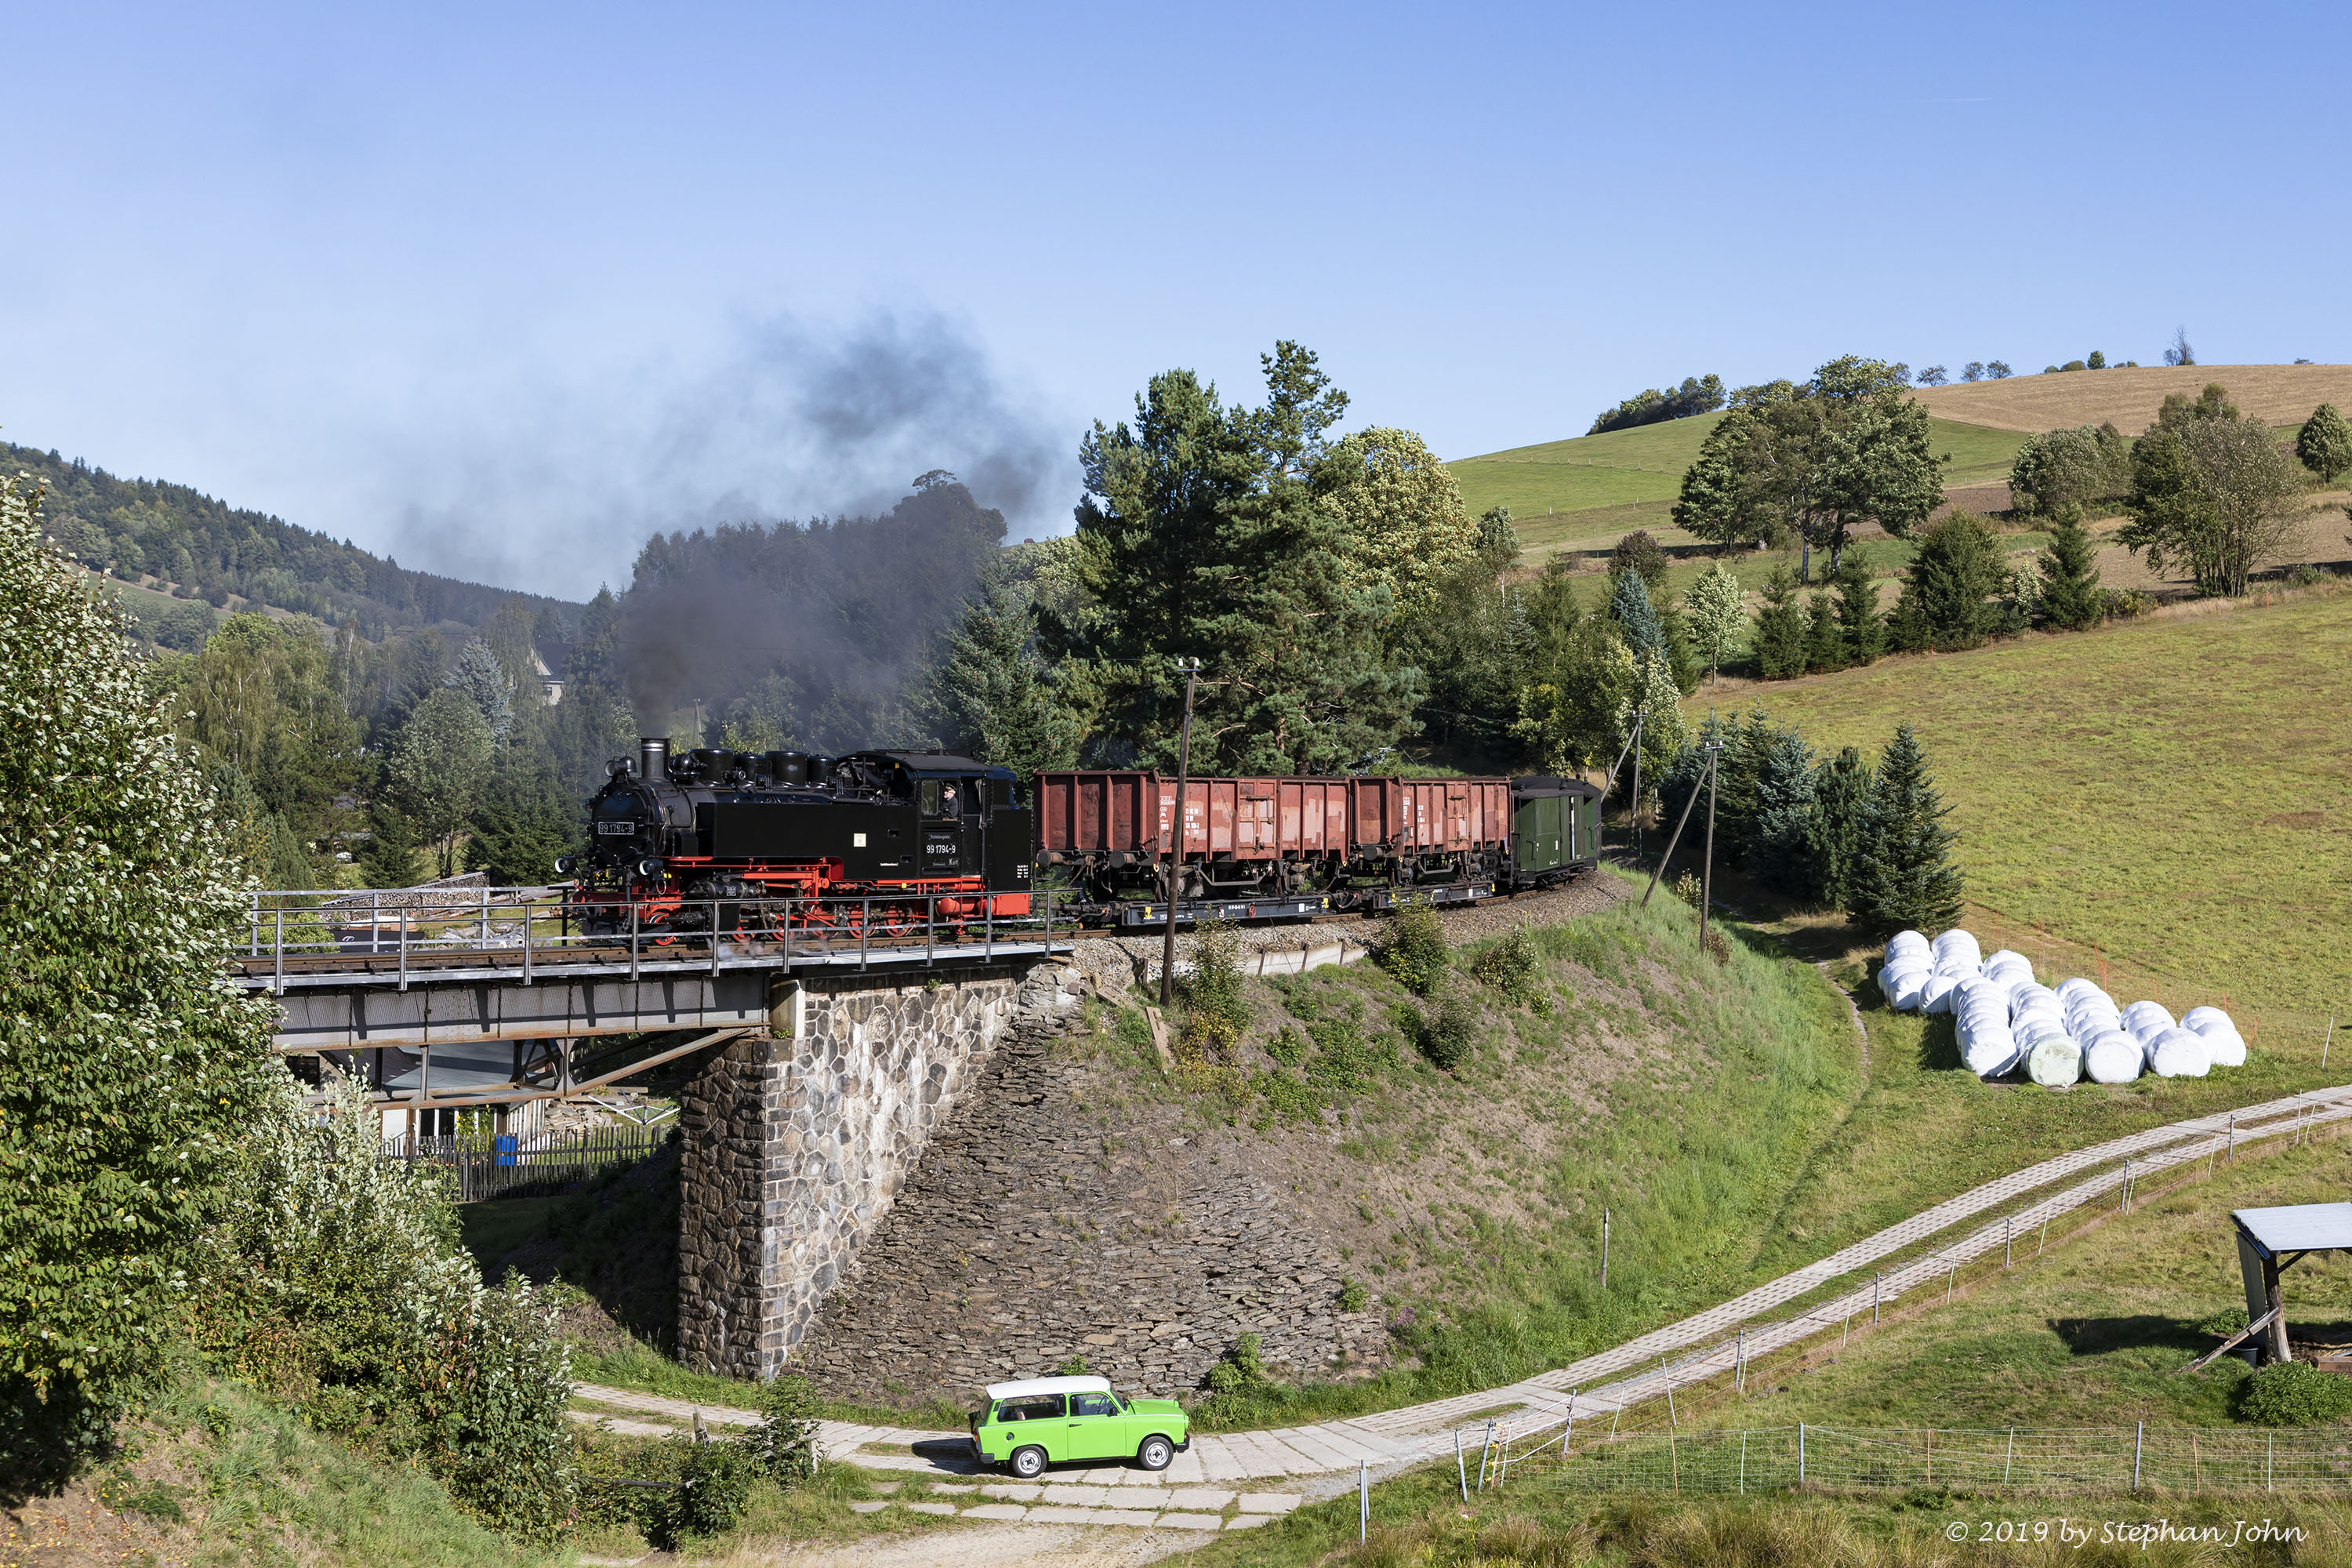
[2227,1205,2352,1366]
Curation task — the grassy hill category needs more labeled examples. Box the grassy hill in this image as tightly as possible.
[1448,412,2030,556]
[1731,586,2352,1038]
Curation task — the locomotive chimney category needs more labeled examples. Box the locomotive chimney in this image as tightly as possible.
[640,736,670,784]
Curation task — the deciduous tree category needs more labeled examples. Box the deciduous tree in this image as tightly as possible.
[2119,416,2303,596]
[1312,426,1478,616]
[387,688,495,877]
[1682,563,1744,685]
[2296,404,2352,485]
[0,474,276,1483]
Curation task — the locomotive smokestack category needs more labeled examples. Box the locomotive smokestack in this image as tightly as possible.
[640,736,670,784]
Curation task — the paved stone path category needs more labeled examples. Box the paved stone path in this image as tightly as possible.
[570,1081,2352,1511]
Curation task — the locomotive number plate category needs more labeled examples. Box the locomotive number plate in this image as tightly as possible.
[596,822,636,835]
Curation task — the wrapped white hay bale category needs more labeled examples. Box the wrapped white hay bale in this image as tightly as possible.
[1962,1018,2020,1077]
[2145,1026,2212,1079]
[2084,1029,2143,1083]
[1880,962,1929,1005]
[2053,978,2104,1006]
[1932,929,1982,969]
[2119,1000,2176,1034]
[1886,929,1929,959]
[1922,971,1962,1014]
[2184,1011,2248,1067]
[2026,1029,2083,1087]
[1982,948,2032,977]
[1892,968,1934,1011]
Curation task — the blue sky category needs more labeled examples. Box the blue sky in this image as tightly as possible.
[4,1,2345,599]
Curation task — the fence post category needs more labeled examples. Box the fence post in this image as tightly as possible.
[1602,1207,1610,1291]
[2132,1421,2143,1492]
[2039,1210,2049,1255]
[1476,1421,1494,1490]
[1358,1459,1368,1541]
[1874,1271,1882,1322]
[2005,1216,2013,1270]
[1454,1427,1468,1501]
[1739,1429,1747,1495]
[2004,1426,2014,1486]
[1798,1423,1806,1485]
[1735,1328,1744,1392]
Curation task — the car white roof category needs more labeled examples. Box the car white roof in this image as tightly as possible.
[985,1375,1112,1400]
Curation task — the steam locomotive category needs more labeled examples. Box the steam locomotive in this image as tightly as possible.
[562,737,1033,939]
[564,735,1600,935]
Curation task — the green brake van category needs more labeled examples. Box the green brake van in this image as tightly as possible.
[968,1375,1190,1477]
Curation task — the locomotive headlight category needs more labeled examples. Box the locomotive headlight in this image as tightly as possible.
[636,857,666,878]
[554,855,577,875]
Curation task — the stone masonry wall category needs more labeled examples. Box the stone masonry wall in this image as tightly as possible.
[676,967,1022,1381]
[787,989,1386,1401]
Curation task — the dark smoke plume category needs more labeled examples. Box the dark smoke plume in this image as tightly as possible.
[381,310,1065,603]
[615,473,1006,752]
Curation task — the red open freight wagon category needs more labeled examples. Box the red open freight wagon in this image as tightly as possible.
[1033,770,1511,921]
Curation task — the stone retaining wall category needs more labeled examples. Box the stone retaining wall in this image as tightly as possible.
[676,967,1024,1381]
[787,999,1386,1400]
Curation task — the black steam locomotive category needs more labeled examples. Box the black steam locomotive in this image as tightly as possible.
[563,736,1033,938]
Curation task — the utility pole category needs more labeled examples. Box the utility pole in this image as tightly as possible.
[1698,741,1722,958]
[1625,708,1646,861]
[1160,658,1201,1007]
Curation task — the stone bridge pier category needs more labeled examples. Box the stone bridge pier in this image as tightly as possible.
[676,963,1050,1380]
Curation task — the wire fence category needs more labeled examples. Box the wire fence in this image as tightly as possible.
[1525,1425,2352,1497]
[382,1124,673,1200]
[1444,1091,2352,1498]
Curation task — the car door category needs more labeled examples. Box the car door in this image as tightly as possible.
[1063,1392,1127,1459]
[1000,1395,1068,1461]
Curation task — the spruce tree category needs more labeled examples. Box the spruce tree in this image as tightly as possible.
[1751,564,1809,678]
[1889,511,2002,651]
[2036,503,2104,630]
[1804,592,1843,673]
[927,572,1079,783]
[1853,724,1964,936]
[360,800,422,887]
[1834,552,1884,665]
[1606,566,1662,653]
[1806,746,1875,913]
[1745,728,1820,896]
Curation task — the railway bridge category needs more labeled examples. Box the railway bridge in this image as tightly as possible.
[235,883,1081,1379]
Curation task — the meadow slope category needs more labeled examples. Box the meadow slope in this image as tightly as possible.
[1732,589,2352,1033]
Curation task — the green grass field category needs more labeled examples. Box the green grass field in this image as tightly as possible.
[1450,414,2028,524]
[1730,586,2352,1036]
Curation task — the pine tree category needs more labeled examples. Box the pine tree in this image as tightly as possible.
[927,572,1079,783]
[1752,564,1809,678]
[1,474,277,1482]
[1806,746,1875,913]
[465,763,579,887]
[2036,503,2104,630]
[1852,724,1964,936]
[1834,551,1884,665]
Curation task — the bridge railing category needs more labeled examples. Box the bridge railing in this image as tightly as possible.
[240,884,1072,988]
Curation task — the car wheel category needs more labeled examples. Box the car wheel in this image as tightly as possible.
[1136,1434,1174,1472]
[1010,1445,1048,1480]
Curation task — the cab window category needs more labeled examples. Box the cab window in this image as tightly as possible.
[1070,1392,1117,1417]
[995,1396,1065,1422]
[921,779,941,816]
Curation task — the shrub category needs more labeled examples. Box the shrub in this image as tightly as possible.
[1306,1015,1386,1094]
[1196,1333,1285,1423]
[1469,927,1542,1002]
[2238,1361,2352,1427]
[2197,1305,2251,1338]
[2100,586,2156,619]
[655,1436,757,1545]
[1265,1025,1308,1066]
[746,1373,821,1484]
[1420,992,1477,1069]
[1375,902,1450,996]
[1338,1280,1370,1313]
[1176,920,1250,1062]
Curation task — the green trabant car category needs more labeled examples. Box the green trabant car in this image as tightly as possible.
[968,1375,1190,1478]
